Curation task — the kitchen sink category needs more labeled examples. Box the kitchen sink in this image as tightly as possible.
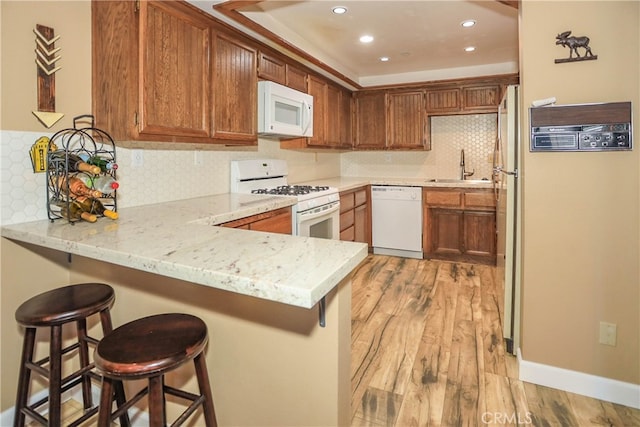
[427,178,491,184]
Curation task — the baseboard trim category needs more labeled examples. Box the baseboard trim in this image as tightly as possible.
[0,385,149,426]
[517,348,640,409]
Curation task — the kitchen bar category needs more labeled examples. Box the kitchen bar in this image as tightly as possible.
[1,193,368,426]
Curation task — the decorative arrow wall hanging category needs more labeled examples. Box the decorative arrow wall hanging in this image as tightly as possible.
[32,24,64,128]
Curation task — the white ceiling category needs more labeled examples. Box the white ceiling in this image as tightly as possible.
[190,0,519,88]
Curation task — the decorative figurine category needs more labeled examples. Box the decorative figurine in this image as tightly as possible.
[555,31,597,63]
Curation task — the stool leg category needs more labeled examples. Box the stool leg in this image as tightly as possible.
[13,327,36,427]
[76,318,93,410]
[148,375,166,427]
[97,377,114,427]
[49,324,62,427]
[99,308,131,427]
[194,353,218,427]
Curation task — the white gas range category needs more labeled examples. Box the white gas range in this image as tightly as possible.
[230,159,340,239]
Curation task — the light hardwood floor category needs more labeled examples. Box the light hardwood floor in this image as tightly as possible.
[350,255,640,427]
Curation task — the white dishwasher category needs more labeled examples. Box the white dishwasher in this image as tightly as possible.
[371,185,423,259]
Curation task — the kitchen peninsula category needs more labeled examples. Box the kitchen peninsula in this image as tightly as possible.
[1,192,368,426]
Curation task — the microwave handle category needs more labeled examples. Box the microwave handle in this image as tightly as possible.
[302,100,311,135]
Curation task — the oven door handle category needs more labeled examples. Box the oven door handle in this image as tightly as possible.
[298,201,340,221]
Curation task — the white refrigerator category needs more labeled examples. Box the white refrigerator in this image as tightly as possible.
[494,85,521,355]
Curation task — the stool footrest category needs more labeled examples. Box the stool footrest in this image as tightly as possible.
[66,406,99,427]
[110,385,149,421]
[20,406,47,426]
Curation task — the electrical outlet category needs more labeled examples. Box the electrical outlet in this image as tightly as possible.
[131,149,144,167]
[599,321,617,346]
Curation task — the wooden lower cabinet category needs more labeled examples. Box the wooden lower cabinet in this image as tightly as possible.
[219,207,292,234]
[429,208,463,257]
[424,188,496,264]
[339,186,371,248]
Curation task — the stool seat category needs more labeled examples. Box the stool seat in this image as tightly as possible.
[95,313,217,427]
[13,283,129,427]
[96,313,208,379]
[16,283,115,326]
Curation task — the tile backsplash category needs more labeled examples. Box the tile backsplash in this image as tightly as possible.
[341,113,497,179]
[1,114,496,225]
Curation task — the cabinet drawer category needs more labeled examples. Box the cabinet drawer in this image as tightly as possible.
[464,192,495,209]
[425,191,462,207]
[340,210,355,230]
[354,189,367,206]
[340,192,355,212]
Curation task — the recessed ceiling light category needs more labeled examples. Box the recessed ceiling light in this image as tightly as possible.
[464,46,476,52]
[461,20,476,28]
[332,6,347,14]
[379,56,390,62]
[359,35,374,43]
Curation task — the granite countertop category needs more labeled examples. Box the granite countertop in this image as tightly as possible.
[1,193,368,309]
[295,176,494,192]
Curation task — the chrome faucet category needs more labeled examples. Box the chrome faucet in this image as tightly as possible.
[460,149,475,180]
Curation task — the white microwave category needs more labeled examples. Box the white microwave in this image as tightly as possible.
[258,80,313,139]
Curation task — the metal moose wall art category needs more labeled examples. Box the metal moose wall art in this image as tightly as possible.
[555,30,597,63]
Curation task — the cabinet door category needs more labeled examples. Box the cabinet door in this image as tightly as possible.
[463,211,496,260]
[388,90,427,149]
[426,88,461,113]
[325,84,341,146]
[212,32,257,143]
[339,88,353,147]
[307,75,327,146]
[430,209,463,256]
[354,92,387,149]
[462,85,500,111]
[286,64,307,92]
[257,52,285,84]
[138,1,211,139]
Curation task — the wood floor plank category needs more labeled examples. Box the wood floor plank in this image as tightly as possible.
[478,263,509,377]
[351,256,392,323]
[441,264,484,426]
[523,381,581,426]
[566,390,627,426]
[356,386,404,426]
[483,372,535,426]
[613,402,640,426]
[394,271,455,426]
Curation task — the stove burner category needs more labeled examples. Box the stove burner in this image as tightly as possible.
[251,185,331,196]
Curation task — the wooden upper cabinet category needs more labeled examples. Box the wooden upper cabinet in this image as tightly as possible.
[138,1,211,139]
[307,75,327,146]
[387,90,428,150]
[354,91,387,149]
[426,88,461,113]
[212,31,257,143]
[462,85,501,111]
[257,52,285,84]
[285,65,307,92]
[339,87,353,146]
[325,83,352,148]
[93,0,212,141]
[325,84,341,146]
[257,51,308,92]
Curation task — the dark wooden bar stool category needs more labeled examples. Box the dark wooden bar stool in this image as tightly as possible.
[94,313,217,427]
[14,283,129,427]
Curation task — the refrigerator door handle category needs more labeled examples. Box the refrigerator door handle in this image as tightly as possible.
[493,166,519,178]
